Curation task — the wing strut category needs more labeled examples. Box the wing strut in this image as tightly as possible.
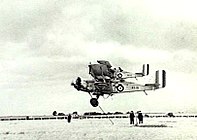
[88,92,93,98]
[98,105,114,125]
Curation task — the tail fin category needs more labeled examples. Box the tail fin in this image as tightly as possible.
[142,64,149,76]
[155,70,166,89]
[135,64,149,77]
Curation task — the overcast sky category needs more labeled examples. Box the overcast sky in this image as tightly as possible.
[0,0,197,116]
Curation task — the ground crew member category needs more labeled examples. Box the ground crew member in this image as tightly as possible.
[67,114,72,123]
[129,111,135,124]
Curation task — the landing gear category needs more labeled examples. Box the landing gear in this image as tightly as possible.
[90,98,99,107]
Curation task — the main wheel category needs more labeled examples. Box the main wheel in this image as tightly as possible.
[90,98,99,107]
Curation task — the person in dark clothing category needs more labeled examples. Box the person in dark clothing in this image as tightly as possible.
[138,111,143,124]
[67,114,72,123]
[129,111,135,124]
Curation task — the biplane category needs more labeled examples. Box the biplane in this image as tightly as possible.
[71,60,166,107]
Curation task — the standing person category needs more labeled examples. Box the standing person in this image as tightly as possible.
[129,111,135,124]
[138,111,143,124]
[67,114,72,123]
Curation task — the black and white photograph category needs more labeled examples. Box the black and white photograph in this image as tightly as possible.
[0,0,197,139]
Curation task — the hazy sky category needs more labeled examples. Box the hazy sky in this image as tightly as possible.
[0,0,197,115]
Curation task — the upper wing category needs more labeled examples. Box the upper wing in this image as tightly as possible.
[97,60,112,68]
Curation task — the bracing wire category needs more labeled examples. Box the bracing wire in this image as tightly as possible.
[98,105,114,125]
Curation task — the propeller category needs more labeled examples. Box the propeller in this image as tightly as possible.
[76,77,82,87]
[71,77,82,90]
[71,81,74,86]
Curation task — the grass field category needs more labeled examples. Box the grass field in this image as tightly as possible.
[1,117,197,140]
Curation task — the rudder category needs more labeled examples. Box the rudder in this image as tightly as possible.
[142,64,149,76]
[155,70,166,89]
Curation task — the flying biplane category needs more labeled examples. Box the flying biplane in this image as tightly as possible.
[88,60,149,80]
[71,60,166,107]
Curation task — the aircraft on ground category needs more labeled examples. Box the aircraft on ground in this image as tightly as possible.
[71,60,166,107]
